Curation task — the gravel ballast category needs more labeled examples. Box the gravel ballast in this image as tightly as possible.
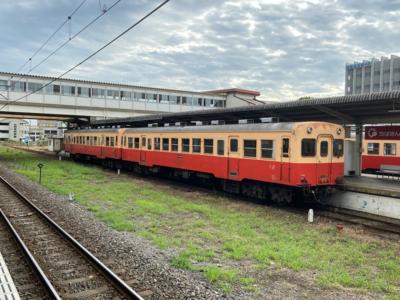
[0,164,231,300]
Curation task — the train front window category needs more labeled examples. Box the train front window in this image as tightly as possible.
[333,139,344,157]
[301,139,315,157]
[367,143,379,155]
[320,141,328,157]
[384,143,396,155]
[243,140,257,157]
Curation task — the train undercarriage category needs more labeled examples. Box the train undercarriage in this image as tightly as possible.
[70,154,333,205]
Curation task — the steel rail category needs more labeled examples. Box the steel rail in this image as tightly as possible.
[0,208,61,299]
[0,175,144,300]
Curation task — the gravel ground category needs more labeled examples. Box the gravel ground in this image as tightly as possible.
[0,164,234,300]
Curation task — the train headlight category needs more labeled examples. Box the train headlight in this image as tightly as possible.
[336,128,342,135]
[307,127,313,134]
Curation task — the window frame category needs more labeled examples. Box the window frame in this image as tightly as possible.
[204,139,214,154]
[301,139,315,157]
[261,139,274,159]
[243,139,257,158]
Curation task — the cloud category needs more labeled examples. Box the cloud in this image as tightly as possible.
[0,0,399,102]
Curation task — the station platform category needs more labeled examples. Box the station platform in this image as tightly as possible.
[329,175,400,220]
[338,175,400,198]
[0,251,20,300]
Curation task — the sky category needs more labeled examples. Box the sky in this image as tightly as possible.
[0,0,399,102]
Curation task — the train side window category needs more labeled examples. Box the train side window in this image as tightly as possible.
[182,138,190,152]
[162,138,170,151]
[230,139,238,153]
[367,143,379,155]
[217,140,224,155]
[134,137,140,149]
[106,137,110,146]
[147,139,152,150]
[204,139,213,154]
[115,136,118,145]
[154,138,161,150]
[110,137,115,147]
[192,138,201,153]
[282,138,290,157]
[333,139,344,157]
[171,138,179,151]
[243,140,257,157]
[261,140,274,159]
[320,141,328,157]
[141,137,146,147]
[128,137,133,148]
[301,139,315,157]
[94,136,97,146]
[384,143,396,155]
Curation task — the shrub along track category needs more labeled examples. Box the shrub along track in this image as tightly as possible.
[0,175,143,300]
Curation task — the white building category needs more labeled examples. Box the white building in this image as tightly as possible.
[0,72,264,120]
[345,55,400,95]
[0,119,29,141]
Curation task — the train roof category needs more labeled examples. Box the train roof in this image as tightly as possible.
[66,121,340,134]
[65,128,120,134]
[123,122,296,133]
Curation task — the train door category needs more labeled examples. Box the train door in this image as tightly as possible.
[140,135,146,164]
[228,136,240,178]
[316,135,333,183]
[280,137,291,182]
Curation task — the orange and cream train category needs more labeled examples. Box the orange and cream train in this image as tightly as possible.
[64,122,345,204]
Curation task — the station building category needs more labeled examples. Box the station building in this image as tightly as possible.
[345,55,400,95]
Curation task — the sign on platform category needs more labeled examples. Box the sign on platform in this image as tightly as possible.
[365,126,400,140]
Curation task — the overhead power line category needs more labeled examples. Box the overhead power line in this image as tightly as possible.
[0,0,171,111]
[26,0,122,76]
[14,0,87,75]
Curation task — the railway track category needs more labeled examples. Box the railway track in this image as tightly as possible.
[0,175,143,300]
[317,206,400,236]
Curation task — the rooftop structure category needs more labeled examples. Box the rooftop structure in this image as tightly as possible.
[345,55,400,95]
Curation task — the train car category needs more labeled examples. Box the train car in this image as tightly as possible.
[64,121,345,204]
[362,125,400,172]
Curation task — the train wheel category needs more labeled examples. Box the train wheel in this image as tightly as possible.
[270,187,292,205]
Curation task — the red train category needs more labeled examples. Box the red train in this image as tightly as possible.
[64,122,345,204]
[362,125,400,172]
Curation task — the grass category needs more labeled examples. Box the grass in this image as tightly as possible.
[0,145,399,297]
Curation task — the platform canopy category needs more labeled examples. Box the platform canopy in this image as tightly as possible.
[91,91,400,127]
